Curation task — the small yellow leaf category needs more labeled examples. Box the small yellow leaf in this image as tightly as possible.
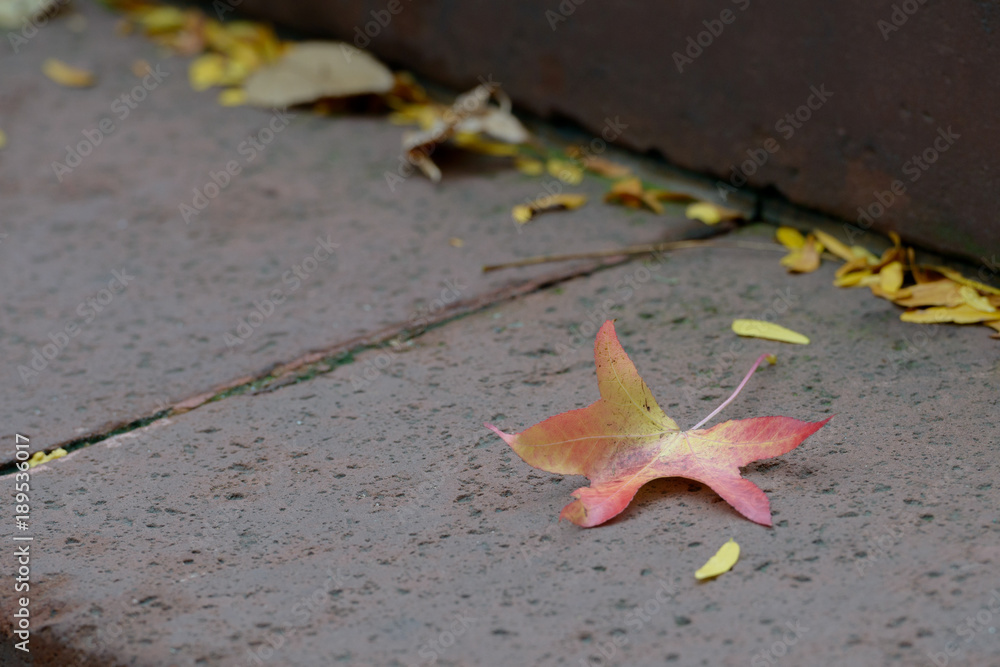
[42,58,95,88]
[0,129,6,149]
[850,245,880,265]
[189,53,227,91]
[959,286,996,313]
[812,229,854,262]
[449,237,464,248]
[879,261,904,293]
[515,156,544,175]
[136,6,186,34]
[217,88,247,106]
[732,319,809,344]
[775,227,805,250]
[901,305,1000,325]
[780,234,823,273]
[546,158,584,185]
[453,133,521,156]
[695,538,740,580]
[512,193,588,224]
[834,269,879,288]
[923,265,1000,296]
[686,201,744,225]
[27,447,68,468]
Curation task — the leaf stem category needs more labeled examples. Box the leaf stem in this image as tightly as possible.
[690,353,774,431]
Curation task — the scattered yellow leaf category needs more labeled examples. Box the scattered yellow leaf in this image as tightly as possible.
[686,201,744,225]
[901,305,1000,325]
[135,5,186,33]
[833,270,880,288]
[812,229,853,261]
[42,58,96,88]
[603,178,694,214]
[892,280,964,308]
[189,53,226,90]
[449,237,464,248]
[879,261,904,293]
[985,321,1000,339]
[959,285,996,313]
[514,156,544,175]
[732,319,809,344]
[0,129,6,149]
[922,265,1000,296]
[546,158,584,185]
[27,447,68,468]
[512,193,588,224]
[780,234,823,273]
[217,87,247,106]
[850,245,880,265]
[695,538,740,581]
[775,227,806,250]
[453,133,521,156]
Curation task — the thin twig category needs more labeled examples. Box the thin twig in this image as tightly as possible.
[482,239,783,273]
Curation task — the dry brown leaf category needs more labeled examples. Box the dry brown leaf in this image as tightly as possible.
[567,151,632,179]
[512,193,587,224]
[243,42,394,107]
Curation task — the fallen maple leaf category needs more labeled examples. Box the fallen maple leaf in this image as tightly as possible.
[486,320,830,527]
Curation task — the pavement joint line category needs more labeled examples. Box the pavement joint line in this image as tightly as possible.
[0,239,719,476]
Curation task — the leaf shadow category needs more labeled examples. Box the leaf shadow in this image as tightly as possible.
[612,476,742,524]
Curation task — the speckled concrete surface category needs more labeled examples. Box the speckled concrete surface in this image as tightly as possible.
[3,2,999,667]
[4,228,998,666]
[0,0,716,453]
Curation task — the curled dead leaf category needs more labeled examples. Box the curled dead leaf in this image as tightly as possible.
[512,193,587,224]
[243,42,394,107]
